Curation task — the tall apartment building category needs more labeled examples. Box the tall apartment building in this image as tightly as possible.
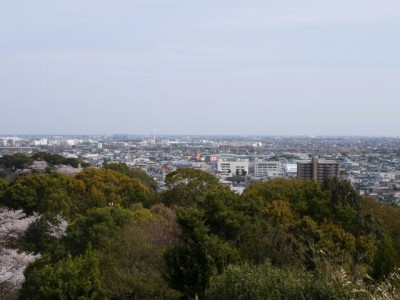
[297,157,339,182]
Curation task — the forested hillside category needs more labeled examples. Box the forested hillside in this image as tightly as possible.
[1,156,400,299]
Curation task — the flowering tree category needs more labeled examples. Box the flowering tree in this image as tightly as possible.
[47,214,68,238]
[0,208,68,299]
[0,209,39,244]
[0,208,41,298]
[0,248,39,298]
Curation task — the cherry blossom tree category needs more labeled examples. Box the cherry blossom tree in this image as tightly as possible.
[0,208,68,299]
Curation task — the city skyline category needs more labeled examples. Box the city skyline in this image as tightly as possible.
[1,1,399,136]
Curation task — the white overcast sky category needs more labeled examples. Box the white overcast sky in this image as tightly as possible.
[1,1,399,136]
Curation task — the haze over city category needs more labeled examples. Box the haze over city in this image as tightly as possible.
[1,1,399,136]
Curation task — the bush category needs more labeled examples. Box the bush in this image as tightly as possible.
[206,262,357,300]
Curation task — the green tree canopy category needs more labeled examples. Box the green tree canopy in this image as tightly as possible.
[62,205,133,256]
[68,168,150,213]
[20,246,104,300]
[98,204,181,299]
[1,173,73,218]
[163,207,239,299]
[31,152,65,166]
[242,178,330,223]
[162,168,221,208]
[103,162,157,192]
[0,153,33,170]
[372,235,399,280]
[31,151,89,168]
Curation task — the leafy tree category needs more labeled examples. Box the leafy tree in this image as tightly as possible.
[64,158,89,168]
[17,214,59,254]
[164,208,214,299]
[162,168,220,208]
[31,152,65,166]
[372,236,399,280]
[20,246,104,300]
[0,153,33,170]
[200,187,248,242]
[242,179,329,223]
[68,168,150,213]
[322,177,360,209]
[289,216,358,271]
[316,222,356,268]
[0,168,11,179]
[103,163,157,192]
[262,200,297,229]
[243,200,300,266]
[363,197,400,255]
[164,207,239,299]
[62,206,133,256]
[98,205,181,299]
[31,152,89,168]
[0,179,8,199]
[1,173,74,218]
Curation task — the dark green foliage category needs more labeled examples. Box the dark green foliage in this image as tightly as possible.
[0,153,33,170]
[0,168,11,179]
[17,214,58,254]
[164,207,239,299]
[6,168,400,299]
[322,177,361,210]
[321,177,362,231]
[20,247,105,300]
[200,188,249,242]
[164,208,214,299]
[1,173,74,217]
[64,157,90,168]
[363,197,400,257]
[31,152,65,166]
[32,152,90,168]
[372,236,399,280]
[0,178,7,198]
[63,206,133,256]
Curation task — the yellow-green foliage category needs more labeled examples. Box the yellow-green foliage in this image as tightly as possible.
[68,168,150,213]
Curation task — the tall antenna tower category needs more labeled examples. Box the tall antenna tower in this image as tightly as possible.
[153,128,156,145]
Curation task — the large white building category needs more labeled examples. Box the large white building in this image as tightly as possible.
[32,138,48,146]
[284,164,297,178]
[254,159,283,177]
[217,158,249,176]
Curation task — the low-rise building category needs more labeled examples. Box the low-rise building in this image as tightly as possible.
[254,159,283,177]
[217,158,249,176]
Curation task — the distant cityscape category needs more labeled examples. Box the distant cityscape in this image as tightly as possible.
[1,134,400,204]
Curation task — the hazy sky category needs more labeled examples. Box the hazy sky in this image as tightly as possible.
[1,1,399,136]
